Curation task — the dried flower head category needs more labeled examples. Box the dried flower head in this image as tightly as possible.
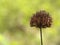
[30,10,52,28]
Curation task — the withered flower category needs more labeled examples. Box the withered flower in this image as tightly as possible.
[30,10,52,28]
[30,10,52,45]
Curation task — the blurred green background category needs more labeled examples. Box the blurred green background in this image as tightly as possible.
[0,0,60,45]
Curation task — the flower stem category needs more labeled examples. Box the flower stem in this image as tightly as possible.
[40,28,43,45]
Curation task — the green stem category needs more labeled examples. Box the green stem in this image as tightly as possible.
[40,28,43,45]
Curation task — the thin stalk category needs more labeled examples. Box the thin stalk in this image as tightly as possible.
[40,28,43,45]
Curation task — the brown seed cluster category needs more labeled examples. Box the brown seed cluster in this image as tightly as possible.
[30,10,52,28]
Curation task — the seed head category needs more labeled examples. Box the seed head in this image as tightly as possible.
[30,10,52,28]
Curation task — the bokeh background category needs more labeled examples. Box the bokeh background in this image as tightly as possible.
[0,0,60,45]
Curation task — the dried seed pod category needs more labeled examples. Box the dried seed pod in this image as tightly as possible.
[30,10,52,28]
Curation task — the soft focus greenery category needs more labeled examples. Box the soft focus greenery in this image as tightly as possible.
[0,0,60,45]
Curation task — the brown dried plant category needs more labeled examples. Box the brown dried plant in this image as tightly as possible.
[30,10,52,45]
